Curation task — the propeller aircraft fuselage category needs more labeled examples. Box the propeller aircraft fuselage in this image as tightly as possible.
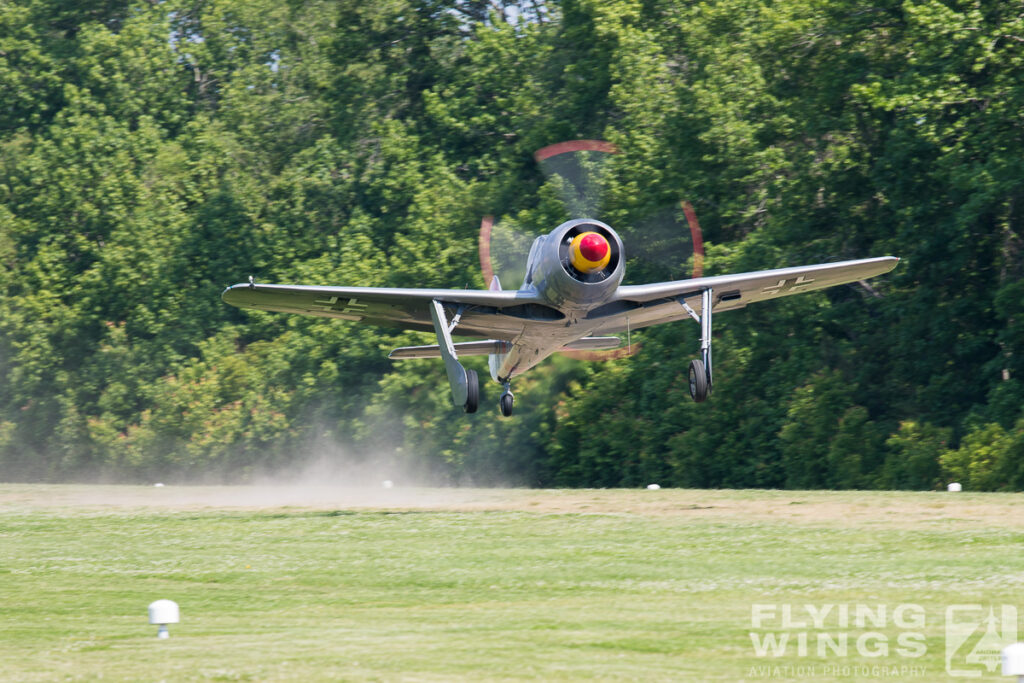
[223,213,898,417]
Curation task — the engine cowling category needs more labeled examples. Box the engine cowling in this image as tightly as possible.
[525,219,625,309]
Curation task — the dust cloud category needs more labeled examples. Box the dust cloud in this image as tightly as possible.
[0,413,492,509]
[4,485,1024,531]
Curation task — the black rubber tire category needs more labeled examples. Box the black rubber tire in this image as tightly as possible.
[688,359,709,403]
[499,392,514,417]
[464,369,479,413]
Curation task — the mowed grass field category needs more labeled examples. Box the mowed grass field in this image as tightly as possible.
[1,486,1023,682]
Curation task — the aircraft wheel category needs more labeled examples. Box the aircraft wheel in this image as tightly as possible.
[464,369,479,413]
[499,391,514,417]
[688,359,709,403]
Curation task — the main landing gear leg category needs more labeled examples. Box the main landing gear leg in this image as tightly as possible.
[429,299,479,413]
[687,288,713,403]
[499,382,514,417]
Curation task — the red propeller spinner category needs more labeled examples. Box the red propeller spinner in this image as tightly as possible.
[478,140,704,361]
[569,232,611,274]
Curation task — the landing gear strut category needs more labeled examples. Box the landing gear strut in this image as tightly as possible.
[430,299,480,413]
[683,288,713,402]
[499,383,514,417]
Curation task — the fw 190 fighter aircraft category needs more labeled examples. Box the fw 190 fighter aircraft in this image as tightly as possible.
[222,142,898,417]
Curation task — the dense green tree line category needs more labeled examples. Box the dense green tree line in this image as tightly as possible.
[1,0,1021,488]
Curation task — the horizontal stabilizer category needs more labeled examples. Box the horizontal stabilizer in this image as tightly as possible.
[389,340,512,359]
[561,336,622,351]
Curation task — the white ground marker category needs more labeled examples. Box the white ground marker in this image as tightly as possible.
[148,599,180,639]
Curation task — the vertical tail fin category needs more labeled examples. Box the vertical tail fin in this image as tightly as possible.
[489,275,502,291]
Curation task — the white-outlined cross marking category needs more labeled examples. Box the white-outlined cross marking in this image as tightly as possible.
[311,296,368,318]
[763,276,816,295]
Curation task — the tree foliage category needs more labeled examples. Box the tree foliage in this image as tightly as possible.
[1,0,1022,487]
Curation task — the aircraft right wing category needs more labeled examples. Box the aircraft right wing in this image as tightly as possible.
[587,257,899,335]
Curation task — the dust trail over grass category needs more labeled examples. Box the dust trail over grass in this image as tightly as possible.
[4,485,1024,529]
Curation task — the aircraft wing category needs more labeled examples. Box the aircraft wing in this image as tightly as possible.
[222,282,547,340]
[588,257,899,335]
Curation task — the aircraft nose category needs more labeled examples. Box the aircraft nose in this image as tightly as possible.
[579,233,609,261]
[570,232,611,273]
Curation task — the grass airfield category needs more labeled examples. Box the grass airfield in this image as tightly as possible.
[1,486,1022,682]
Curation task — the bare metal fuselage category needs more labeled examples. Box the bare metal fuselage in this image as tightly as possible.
[489,218,626,381]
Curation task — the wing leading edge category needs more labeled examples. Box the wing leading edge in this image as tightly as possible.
[587,256,899,336]
[221,282,549,340]
[223,257,898,340]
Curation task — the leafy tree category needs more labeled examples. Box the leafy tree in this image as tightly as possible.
[1,0,1023,488]
[880,421,950,491]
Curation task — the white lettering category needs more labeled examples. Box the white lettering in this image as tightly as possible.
[806,603,834,628]
[856,632,888,657]
[751,604,776,628]
[855,604,886,628]
[795,631,808,657]
[817,632,847,657]
[893,603,925,629]
[896,632,927,658]
[750,632,789,657]
[782,604,807,629]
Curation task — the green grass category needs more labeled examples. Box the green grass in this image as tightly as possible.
[1,487,1022,681]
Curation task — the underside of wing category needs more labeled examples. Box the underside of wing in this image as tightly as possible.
[222,282,555,340]
[587,257,899,335]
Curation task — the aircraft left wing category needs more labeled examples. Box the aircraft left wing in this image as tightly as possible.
[221,282,548,340]
[587,257,899,335]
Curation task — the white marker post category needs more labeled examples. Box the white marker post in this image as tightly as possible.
[148,599,180,639]
[1004,643,1024,682]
